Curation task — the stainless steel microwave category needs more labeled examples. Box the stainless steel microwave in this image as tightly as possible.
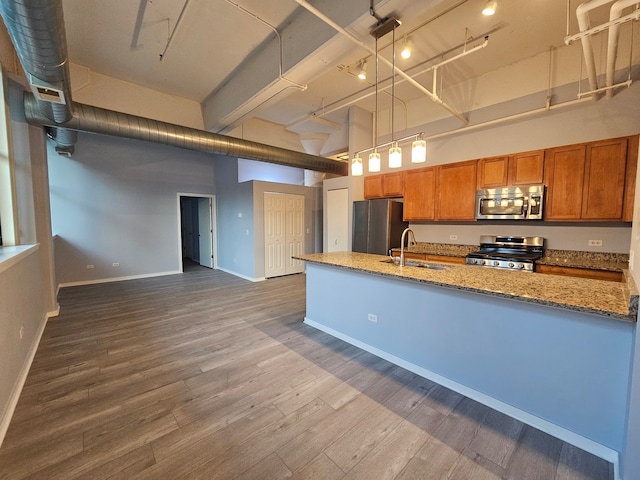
[475,185,545,220]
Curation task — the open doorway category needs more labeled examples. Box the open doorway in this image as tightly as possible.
[178,194,217,272]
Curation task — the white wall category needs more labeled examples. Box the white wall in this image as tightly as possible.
[49,132,216,286]
[69,63,204,130]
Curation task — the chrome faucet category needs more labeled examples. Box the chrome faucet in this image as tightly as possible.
[400,227,416,266]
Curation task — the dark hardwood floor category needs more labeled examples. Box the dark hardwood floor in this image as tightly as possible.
[0,264,612,479]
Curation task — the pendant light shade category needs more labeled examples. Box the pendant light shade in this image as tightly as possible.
[401,36,411,59]
[411,137,426,163]
[351,154,363,176]
[357,59,367,80]
[389,143,402,168]
[369,150,381,172]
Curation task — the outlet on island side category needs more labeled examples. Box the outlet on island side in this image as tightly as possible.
[588,240,603,247]
[367,313,378,323]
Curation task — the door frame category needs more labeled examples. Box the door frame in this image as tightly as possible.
[177,193,217,272]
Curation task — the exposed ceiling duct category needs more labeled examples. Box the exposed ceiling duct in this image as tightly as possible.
[0,0,347,175]
[23,93,347,174]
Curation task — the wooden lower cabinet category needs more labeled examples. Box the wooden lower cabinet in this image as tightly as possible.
[536,264,623,282]
[404,167,436,221]
[436,160,477,221]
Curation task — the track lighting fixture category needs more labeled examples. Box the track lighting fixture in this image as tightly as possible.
[357,59,367,80]
[482,1,497,16]
[401,35,411,59]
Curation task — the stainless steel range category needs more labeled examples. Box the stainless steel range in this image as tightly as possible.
[465,235,544,272]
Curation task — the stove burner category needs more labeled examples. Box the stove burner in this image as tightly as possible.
[465,235,544,272]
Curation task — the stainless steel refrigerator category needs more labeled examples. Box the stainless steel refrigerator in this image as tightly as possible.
[352,199,408,255]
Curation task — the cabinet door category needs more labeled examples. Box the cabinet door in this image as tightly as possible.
[544,144,586,220]
[382,172,404,197]
[477,156,508,189]
[364,175,383,199]
[508,150,544,185]
[623,135,639,222]
[403,167,436,221]
[436,160,477,221]
[581,137,628,220]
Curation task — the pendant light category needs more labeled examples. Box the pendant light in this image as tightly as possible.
[411,134,426,163]
[357,59,367,80]
[369,149,381,172]
[388,23,402,169]
[351,154,363,176]
[389,142,402,168]
[482,1,497,16]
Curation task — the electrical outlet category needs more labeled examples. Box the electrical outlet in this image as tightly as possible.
[450,235,458,241]
[112,262,120,267]
[86,264,94,269]
[367,313,378,323]
[588,240,603,247]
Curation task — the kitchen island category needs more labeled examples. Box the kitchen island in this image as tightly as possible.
[296,252,637,474]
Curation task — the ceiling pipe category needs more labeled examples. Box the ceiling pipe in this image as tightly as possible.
[0,0,346,174]
[23,93,347,174]
[606,0,638,97]
[575,0,615,96]
[292,0,469,125]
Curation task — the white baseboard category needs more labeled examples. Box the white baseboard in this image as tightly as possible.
[303,317,620,480]
[216,266,264,282]
[58,270,182,289]
[0,310,50,449]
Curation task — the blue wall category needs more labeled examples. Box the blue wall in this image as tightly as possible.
[304,263,633,456]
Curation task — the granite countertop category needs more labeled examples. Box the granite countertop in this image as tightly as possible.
[392,243,630,272]
[297,252,638,322]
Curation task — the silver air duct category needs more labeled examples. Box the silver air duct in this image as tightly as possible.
[24,93,347,174]
[0,0,347,175]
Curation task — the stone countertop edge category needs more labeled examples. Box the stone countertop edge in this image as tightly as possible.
[296,252,638,323]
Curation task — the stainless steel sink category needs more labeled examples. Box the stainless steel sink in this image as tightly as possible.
[380,258,448,270]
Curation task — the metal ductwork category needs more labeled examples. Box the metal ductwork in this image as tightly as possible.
[0,0,347,175]
[24,93,347,174]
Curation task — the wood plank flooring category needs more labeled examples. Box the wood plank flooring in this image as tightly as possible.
[0,264,613,479]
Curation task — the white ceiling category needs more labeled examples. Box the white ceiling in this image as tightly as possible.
[60,0,615,143]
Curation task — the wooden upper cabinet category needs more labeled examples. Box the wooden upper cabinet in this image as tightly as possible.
[436,160,477,221]
[508,150,544,185]
[544,144,586,220]
[364,172,404,199]
[382,171,404,197]
[477,156,508,189]
[363,175,383,199]
[581,137,628,220]
[623,135,639,222]
[403,167,436,221]
[477,151,544,189]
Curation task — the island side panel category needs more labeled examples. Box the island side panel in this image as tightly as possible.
[303,262,633,454]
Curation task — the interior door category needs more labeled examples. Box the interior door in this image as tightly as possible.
[285,194,305,274]
[198,197,213,268]
[327,188,349,252]
[264,192,286,278]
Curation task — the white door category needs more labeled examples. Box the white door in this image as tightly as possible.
[198,197,213,268]
[264,193,286,278]
[327,188,349,252]
[285,194,305,274]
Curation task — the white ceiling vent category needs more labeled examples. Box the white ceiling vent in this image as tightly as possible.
[29,76,67,105]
